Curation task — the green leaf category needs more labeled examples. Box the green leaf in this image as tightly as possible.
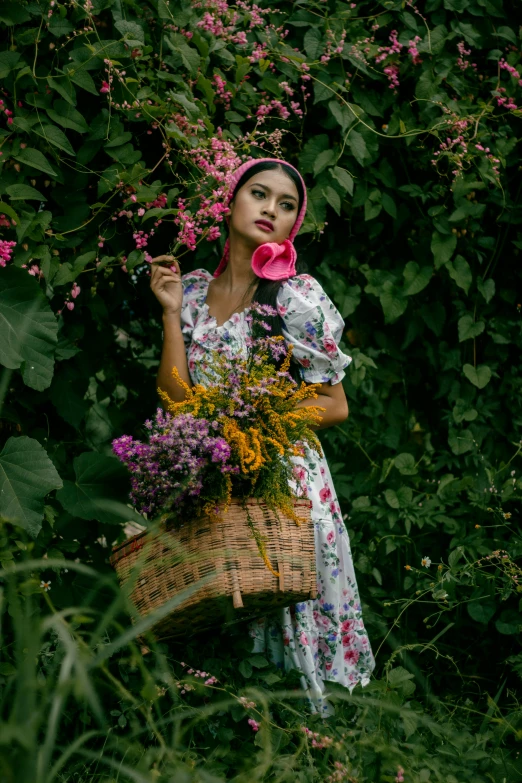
[364,196,382,221]
[394,453,417,475]
[448,428,475,455]
[496,26,517,43]
[314,149,336,175]
[33,124,76,156]
[0,436,62,537]
[179,42,200,78]
[6,184,47,201]
[381,192,397,218]
[467,599,496,624]
[495,609,520,635]
[0,201,20,224]
[458,314,485,342]
[324,186,341,215]
[331,166,354,196]
[0,51,22,79]
[0,2,30,25]
[303,28,322,59]
[47,76,76,107]
[339,285,361,318]
[196,74,215,106]
[48,17,74,37]
[384,489,399,509]
[477,276,495,303]
[380,283,407,323]
[403,262,432,296]
[463,364,492,389]
[248,654,269,668]
[238,659,253,678]
[46,100,89,133]
[114,19,145,43]
[299,135,329,174]
[447,255,472,294]
[0,266,58,390]
[57,453,145,526]
[12,147,58,178]
[431,231,457,268]
[347,130,368,166]
[66,67,98,96]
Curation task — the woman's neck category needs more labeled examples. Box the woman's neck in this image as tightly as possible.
[219,237,257,290]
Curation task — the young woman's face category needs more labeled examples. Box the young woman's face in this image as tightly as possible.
[228,167,300,248]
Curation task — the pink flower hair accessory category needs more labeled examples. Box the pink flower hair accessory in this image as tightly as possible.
[251,239,297,280]
[213,157,307,279]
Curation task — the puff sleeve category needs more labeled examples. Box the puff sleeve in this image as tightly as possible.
[276,274,352,385]
[179,269,212,349]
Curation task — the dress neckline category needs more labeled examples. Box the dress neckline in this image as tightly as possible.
[201,273,252,329]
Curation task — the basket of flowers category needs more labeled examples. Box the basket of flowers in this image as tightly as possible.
[110,307,324,639]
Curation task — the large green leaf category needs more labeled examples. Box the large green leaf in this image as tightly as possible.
[402,262,432,296]
[463,363,492,389]
[0,436,62,537]
[431,231,457,268]
[57,453,145,526]
[46,100,89,133]
[0,266,58,390]
[12,147,58,178]
[6,183,47,201]
[32,124,76,155]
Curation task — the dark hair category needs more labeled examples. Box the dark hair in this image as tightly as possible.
[229,160,307,383]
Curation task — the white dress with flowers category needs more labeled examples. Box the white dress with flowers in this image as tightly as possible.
[180,268,375,713]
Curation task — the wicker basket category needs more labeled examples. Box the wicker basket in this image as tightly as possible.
[109,497,316,640]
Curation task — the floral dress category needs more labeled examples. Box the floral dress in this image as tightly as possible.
[180,268,375,714]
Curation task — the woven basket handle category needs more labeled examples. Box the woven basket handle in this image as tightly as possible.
[229,562,244,609]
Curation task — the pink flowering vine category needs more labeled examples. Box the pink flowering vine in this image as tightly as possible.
[0,239,16,267]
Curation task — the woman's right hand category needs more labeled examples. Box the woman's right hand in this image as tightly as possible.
[150,255,183,316]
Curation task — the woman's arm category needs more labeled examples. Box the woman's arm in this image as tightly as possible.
[150,255,193,403]
[156,313,193,402]
[294,380,349,431]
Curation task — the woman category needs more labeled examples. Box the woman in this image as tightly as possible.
[150,158,375,714]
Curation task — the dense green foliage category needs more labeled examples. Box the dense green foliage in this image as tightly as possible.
[1,0,522,779]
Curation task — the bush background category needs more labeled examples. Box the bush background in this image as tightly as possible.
[0,0,521,780]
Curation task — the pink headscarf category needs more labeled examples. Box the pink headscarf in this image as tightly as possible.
[213,157,307,280]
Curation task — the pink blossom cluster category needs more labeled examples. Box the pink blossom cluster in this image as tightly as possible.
[192,0,272,44]
[0,239,16,266]
[57,282,81,314]
[499,57,522,85]
[301,726,334,749]
[238,696,256,709]
[0,213,14,228]
[212,73,233,109]
[167,111,206,137]
[180,662,218,686]
[396,766,405,783]
[456,41,476,72]
[236,0,272,29]
[100,59,114,94]
[495,86,518,111]
[320,28,347,64]
[22,263,42,277]
[255,98,291,121]
[0,98,13,125]
[249,42,270,63]
[247,718,260,731]
[384,63,400,90]
[196,10,240,42]
[475,143,501,176]
[133,229,154,249]
[407,35,422,65]
[325,761,356,783]
[375,29,403,64]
